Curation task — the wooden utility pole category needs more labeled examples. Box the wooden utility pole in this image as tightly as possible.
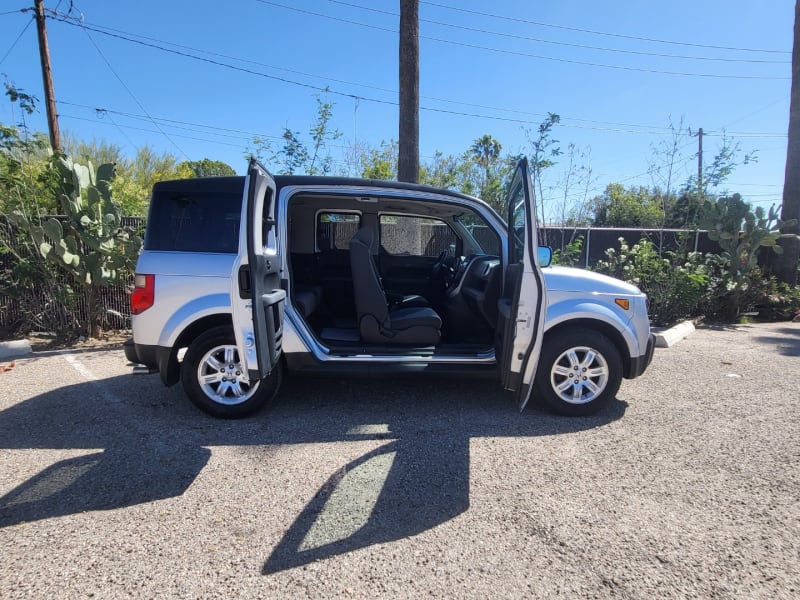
[398,0,419,183]
[34,0,61,152]
[778,0,800,285]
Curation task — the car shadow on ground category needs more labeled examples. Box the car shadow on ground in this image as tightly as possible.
[0,372,626,574]
[754,326,800,357]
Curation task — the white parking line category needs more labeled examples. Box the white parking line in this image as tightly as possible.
[61,354,120,403]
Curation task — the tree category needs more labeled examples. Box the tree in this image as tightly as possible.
[778,0,800,285]
[1,83,60,214]
[591,184,664,228]
[420,151,462,191]
[526,113,561,238]
[465,134,510,211]
[249,93,341,176]
[361,140,397,180]
[176,159,236,178]
[664,135,756,229]
[648,116,685,230]
[398,0,419,183]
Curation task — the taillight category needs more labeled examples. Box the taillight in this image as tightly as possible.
[131,274,155,315]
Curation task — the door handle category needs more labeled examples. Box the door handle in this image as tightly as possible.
[238,266,251,299]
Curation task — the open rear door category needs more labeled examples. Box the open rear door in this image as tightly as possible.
[496,158,547,411]
[231,159,285,382]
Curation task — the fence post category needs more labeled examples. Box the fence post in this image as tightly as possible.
[585,228,592,268]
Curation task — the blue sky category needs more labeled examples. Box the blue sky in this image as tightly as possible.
[0,0,793,218]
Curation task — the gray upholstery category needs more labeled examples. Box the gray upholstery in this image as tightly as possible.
[349,227,441,345]
[294,285,322,319]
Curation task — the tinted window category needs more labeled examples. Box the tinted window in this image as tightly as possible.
[317,212,360,251]
[379,214,458,257]
[145,188,242,253]
[508,183,525,264]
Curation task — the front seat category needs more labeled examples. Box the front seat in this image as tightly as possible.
[349,227,442,345]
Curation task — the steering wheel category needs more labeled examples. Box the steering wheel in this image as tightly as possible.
[433,251,460,288]
[431,251,448,278]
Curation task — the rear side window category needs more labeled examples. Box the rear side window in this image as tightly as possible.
[317,212,360,251]
[379,214,458,257]
[145,188,242,253]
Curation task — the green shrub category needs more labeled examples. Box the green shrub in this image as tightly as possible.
[594,237,708,327]
[552,235,584,267]
[749,278,800,321]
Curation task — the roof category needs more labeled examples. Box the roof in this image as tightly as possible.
[150,174,482,205]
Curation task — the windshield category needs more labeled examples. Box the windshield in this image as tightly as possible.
[455,213,501,256]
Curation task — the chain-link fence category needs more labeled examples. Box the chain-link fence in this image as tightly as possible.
[0,216,138,336]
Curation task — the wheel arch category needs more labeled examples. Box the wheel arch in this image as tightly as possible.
[160,314,234,386]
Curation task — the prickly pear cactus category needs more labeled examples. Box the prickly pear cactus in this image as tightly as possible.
[702,195,797,282]
[8,157,143,336]
[9,158,142,286]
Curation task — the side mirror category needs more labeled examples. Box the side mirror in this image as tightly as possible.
[537,246,553,267]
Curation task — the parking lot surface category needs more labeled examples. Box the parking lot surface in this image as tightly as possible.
[1,322,798,599]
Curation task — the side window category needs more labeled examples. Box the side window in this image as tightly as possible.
[507,184,525,264]
[145,190,241,253]
[317,212,360,251]
[379,214,458,257]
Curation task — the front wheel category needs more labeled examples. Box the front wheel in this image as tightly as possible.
[534,329,622,417]
[181,326,282,418]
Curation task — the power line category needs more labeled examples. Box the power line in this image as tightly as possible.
[59,100,281,140]
[101,109,140,151]
[59,112,357,169]
[0,14,33,66]
[48,13,645,129]
[58,105,780,197]
[420,0,791,55]
[75,20,191,160]
[327,0,789,64]
[59,113,248,149]
[255,0,789,79]
[49,11,790,137]
[58,101,365,153]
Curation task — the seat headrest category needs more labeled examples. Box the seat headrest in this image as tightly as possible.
[350,227,374,247]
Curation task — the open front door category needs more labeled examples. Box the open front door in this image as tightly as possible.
[496,158,547,411]
[231,159,285,382]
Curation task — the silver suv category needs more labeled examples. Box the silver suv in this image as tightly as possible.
[125,159,654,418]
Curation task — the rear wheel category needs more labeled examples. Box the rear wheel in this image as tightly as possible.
[534,329,622,416]
[181,326,282,418]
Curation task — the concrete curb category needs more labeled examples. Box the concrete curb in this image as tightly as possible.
[654,320,696,348]
[0,339,32,360]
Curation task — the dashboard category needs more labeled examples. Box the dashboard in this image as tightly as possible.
[447,254,502,327]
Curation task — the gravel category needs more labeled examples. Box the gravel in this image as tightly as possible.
[1,322,798,599]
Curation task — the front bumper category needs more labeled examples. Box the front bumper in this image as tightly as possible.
[626,332,656,379]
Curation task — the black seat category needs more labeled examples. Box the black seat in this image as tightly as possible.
[349,228,442,345]
[293,285,322,319]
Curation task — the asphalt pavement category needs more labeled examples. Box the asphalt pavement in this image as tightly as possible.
[0,322,798,599]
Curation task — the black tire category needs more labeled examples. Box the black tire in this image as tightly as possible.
[180,326,282,418]
[534,329,622,417]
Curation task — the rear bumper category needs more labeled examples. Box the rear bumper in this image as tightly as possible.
[124,338,179,386]
[626,333,656,379]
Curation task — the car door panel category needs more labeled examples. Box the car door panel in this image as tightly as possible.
[231,159,285,381]
[495,159,547,411]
